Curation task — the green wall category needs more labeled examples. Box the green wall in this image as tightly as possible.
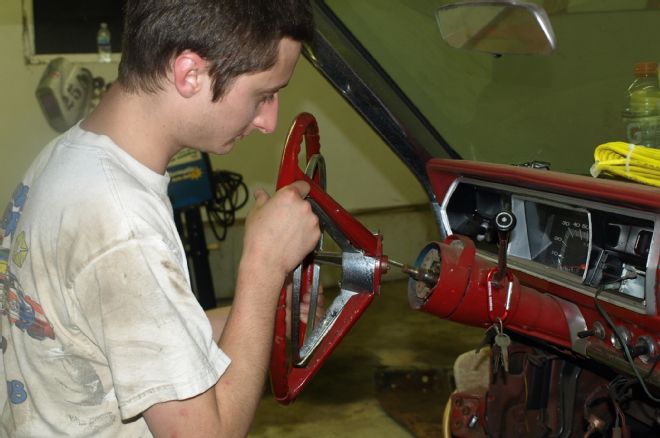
[328,0,660,175]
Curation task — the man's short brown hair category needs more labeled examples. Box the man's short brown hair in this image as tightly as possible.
[118,0,314,101]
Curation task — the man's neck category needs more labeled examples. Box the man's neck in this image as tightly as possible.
[80,84,182,174]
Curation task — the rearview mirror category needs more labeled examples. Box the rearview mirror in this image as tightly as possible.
[436,0,556,55]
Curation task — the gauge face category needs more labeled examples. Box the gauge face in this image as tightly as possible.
[536,209,591,278]
[555,222,590,275]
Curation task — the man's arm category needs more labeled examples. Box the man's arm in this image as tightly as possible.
[143,181,319,437]
[206,306,231,343]
[206,280,323,344]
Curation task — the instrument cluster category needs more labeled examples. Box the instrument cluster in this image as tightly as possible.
[441,178,658,314]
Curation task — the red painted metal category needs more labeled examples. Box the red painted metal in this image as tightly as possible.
[270,113,385,404]
[419,237,572,348]
[426,158,660,210]
[276,112,320,190]
[450,391,488,438]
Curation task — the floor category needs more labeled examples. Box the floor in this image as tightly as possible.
[249,279,485,437]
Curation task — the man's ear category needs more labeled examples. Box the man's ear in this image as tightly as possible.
[172,50,208,98]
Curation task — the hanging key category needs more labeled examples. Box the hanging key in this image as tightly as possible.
[475,324,499,354]
[494,332,511,373]
[492,344,501,375]
[489,324,502,375]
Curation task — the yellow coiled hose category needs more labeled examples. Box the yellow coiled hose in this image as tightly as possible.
[590,142,660,188]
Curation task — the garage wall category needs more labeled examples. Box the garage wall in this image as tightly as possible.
[0,0,426,213]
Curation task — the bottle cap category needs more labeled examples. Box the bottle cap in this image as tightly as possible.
[634,62,658,77]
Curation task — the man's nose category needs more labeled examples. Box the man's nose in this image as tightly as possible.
[253,94,279,134]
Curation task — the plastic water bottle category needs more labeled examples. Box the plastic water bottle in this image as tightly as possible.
[97,22,112,63]
[622,62,660,148]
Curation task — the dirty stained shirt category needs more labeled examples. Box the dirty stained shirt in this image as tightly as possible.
[0,124,230,437]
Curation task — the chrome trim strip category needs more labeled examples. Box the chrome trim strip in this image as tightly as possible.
[552,296,589,355]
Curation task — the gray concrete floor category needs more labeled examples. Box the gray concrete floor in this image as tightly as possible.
[249,279,484,437]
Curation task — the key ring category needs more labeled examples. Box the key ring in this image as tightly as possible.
[486,269,513,322]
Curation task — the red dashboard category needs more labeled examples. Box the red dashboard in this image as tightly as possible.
[423,159,660,436]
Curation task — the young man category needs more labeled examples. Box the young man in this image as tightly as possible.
[0,0,319,436]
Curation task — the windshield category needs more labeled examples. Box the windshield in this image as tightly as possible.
[323,0,660,176]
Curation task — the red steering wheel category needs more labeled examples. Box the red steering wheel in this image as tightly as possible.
[270,112,387,404]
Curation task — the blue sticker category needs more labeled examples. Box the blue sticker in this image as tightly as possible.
[7,380,27,404]
[1,184,29,240]
[12,184,29,209]
[1,213,20,239]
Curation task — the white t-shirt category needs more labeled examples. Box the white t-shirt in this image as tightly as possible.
[0,124,230,437]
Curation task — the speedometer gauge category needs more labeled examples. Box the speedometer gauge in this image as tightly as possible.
[533,206,591,279]
[551,215,590,276]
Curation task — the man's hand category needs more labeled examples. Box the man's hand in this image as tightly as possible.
[242,180,321,282]
[285,280,325,338]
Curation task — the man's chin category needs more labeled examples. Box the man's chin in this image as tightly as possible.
[210,141,236,155]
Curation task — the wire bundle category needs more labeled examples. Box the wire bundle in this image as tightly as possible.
[590,142,660,187]
[205,170,249,241]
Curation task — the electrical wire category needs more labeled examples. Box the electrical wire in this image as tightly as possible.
[582,382,629,436]
[644,355,660,380]
[590,141,660,187]
[606,376,630,435]
[593,280,660,403]
[204,170,248,241]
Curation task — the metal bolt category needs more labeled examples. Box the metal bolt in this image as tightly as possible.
[592,321,605,340]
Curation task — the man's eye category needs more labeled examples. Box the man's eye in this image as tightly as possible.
[261,93,276,103]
